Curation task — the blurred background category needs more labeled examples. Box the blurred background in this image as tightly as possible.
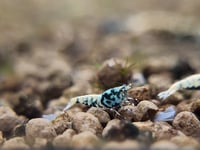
[0,0,200,75]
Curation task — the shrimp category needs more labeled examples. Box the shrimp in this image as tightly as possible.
[158,74,200,99]
[63,84,133,111]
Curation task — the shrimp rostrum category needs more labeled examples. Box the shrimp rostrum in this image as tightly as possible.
[63,84,133,111]
[158,74,200,100]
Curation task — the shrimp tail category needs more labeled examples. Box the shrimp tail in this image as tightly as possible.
[63,98,77,112]
[158,82,181,100]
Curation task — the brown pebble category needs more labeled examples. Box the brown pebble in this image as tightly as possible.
[63,128,76,137]
[104,139,140,149]
[173,111,200,137]
[13,93,43,119]
[26,118,57,145]
[53,135,72,148]
[53,129,75,148]
[151,140,178,150]
[118,105,136,121]
[152,122,184,140]
[87,107,110,124]
[102,119,120,138]
[52,112,72,135]
[128,85,153,101]
[149,99,161,106]
[40,73,72,105]
[134,121,184,140]
[72,112,103,136]
[102,119,139,141]
[133,100,158,121]
[32,138,47,149]
[0,107,22,133]
[190,99,200,119]
[71,131,99,148]
[176,100,192,113]
[170,136,200,148]
[13,122,26,137]
[133,121,154,131]
[162,92,184,105]
[2,137,29,150]
[64,107,83,117]
[96,58,132,89]
[0,131,4,145]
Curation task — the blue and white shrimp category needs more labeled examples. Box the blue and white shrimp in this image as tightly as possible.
[158,74,200,100]
[63,84,133,111]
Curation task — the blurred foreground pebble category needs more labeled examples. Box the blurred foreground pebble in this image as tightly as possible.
[26,118,57,145]
[0,107,23,134]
